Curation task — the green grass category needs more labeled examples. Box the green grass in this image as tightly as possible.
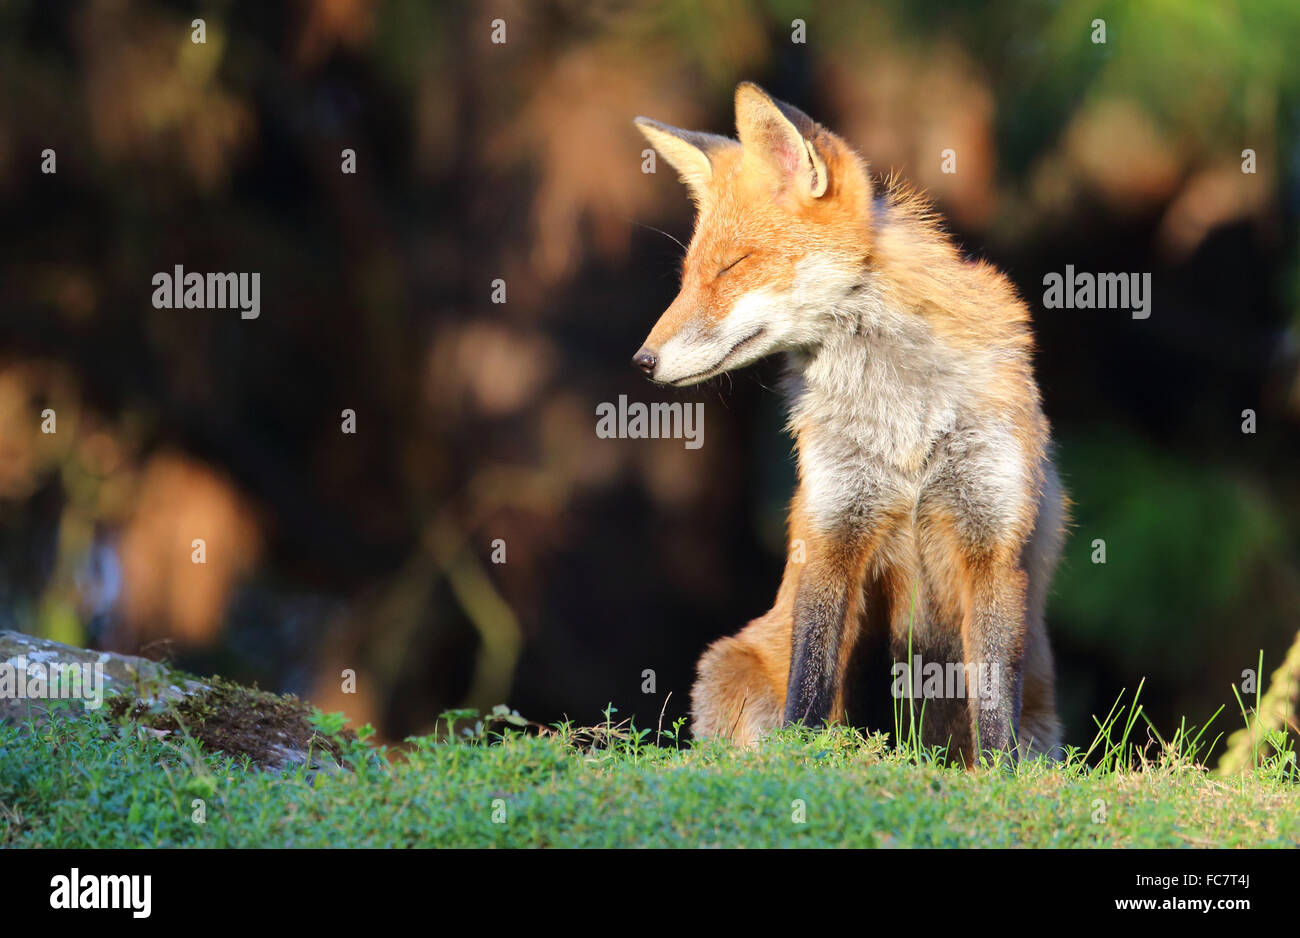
[2,696,1297,848]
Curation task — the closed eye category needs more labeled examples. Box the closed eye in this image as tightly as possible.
[715,253,751,278]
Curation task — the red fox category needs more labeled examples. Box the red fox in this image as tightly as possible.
[633,83,1066,764]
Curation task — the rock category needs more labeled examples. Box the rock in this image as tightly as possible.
[0,630,346,772]
[0,629,206,725]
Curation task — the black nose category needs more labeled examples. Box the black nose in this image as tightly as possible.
[631,348,657,376]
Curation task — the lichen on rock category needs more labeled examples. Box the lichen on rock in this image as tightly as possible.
[0,630,348,771]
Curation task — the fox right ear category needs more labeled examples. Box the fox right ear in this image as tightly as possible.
[635,117,733,201]
[734,82,829,199]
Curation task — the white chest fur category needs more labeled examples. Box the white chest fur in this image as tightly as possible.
[785,295,974,533]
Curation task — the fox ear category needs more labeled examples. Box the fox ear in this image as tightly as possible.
[734,82,829,199]
[635,117,733,200]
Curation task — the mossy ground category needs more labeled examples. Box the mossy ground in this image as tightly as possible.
[105,676,352,768]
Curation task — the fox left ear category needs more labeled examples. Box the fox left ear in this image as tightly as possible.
[634,117,735,202]
[734,82,829,199]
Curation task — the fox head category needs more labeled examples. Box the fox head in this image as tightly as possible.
[632,82,874,386]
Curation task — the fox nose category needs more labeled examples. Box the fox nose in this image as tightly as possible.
[631,347,658,377]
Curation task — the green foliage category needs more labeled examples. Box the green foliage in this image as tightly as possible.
[887,0,1300,171]
[308,709,348,737]
[1053,429,1286,667]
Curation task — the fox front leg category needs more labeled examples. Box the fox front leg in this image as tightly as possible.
[782,542,868,729]
[962,559,1029,763]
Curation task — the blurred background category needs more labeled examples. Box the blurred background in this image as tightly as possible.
[2,0,1298,749]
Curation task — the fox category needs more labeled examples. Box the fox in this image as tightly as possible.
[632,82,1067,764]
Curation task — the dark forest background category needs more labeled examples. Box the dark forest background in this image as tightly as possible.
[2,0,1299,749]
